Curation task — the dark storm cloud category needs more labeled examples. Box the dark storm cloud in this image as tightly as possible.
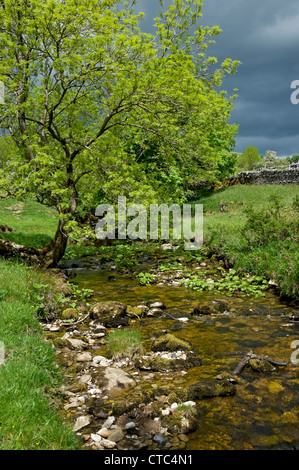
[136,0,299,156]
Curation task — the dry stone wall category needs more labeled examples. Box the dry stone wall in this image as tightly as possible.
[227,163,299,186]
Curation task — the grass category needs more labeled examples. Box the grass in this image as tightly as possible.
[0,197,57,248]
[106,329,144,361]
[194,185,299,298]
[0,260,80,449]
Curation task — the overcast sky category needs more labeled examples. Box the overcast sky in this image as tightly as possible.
[136,0,299,157]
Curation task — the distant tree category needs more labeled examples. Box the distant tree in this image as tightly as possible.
[237,146,261,171]
[263,150,278,168]
[287,155,299,164]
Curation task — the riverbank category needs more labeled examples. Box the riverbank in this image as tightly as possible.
[193,184,299,300]
[0,259,80,449]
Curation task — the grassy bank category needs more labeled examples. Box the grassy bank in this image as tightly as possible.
[195,185,299,299]
[0,199,80,449]
[0,260,80,449]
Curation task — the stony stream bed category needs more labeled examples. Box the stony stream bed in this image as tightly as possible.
[44,256,299,451]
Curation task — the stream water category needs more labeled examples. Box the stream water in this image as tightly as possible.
[69,264,299,450]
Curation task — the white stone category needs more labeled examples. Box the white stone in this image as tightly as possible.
[73,415,91,432]
[183,401,196,407]
[102,416,115,429]
[76,352,92,362]
[91,433,102,442]
[101,438,116,449]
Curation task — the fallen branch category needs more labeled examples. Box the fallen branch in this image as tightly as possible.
[233,350,288,375]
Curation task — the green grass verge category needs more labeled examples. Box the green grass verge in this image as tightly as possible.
[195,185,299,298]
[0,260,80,450]
[0,197,57,248]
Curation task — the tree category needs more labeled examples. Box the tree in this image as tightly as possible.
[263,150,278,168]
[237,146,261,171]
[287,155,299,164]
[0,0,239,267]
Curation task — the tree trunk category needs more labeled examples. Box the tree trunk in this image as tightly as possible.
[39,219,69,268]
[0,219,68,269]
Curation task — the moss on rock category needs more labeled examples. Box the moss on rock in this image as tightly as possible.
[188,379,236,400]
[151,334,193,352]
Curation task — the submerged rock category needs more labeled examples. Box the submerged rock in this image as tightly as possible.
[191,301,229,315]
[248,358,276,373]
[153,434,166,446]
[151,334,193,353]
[188,379,236,400]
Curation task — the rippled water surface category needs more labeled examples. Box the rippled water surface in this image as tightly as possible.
[73,267,299,450]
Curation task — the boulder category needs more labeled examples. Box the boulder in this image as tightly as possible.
[188,379,236,400]
[191,301,229,315]
[90,301,129,328]
[151,334,193,353]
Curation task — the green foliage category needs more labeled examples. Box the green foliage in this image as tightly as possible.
[183,269,268,297]
[33,281,93,320]
[159,261,182,272]
[0,0,239,259]
[242,194,297,247]
[195,185,299,298]
[287,155,299,164]
[137,272,156,286]
[237,146,261,171]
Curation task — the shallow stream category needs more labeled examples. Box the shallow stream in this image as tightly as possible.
[70,265,299,450]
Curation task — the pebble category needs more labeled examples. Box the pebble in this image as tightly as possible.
[73,415,91,432]
[76,352,93,362]
[149,302,166,309]
[98,428,111,438]
[183,401,196,407]
[102,416,115,429]
[79,374,91,384]
[91,433,102,442]
[125,422,136,431]
[108,427,124,443]
[153,434,166,446]
[101,438,116,449]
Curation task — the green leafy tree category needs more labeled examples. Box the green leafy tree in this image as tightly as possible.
[237,146,261,171]
[0,0,239,267]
